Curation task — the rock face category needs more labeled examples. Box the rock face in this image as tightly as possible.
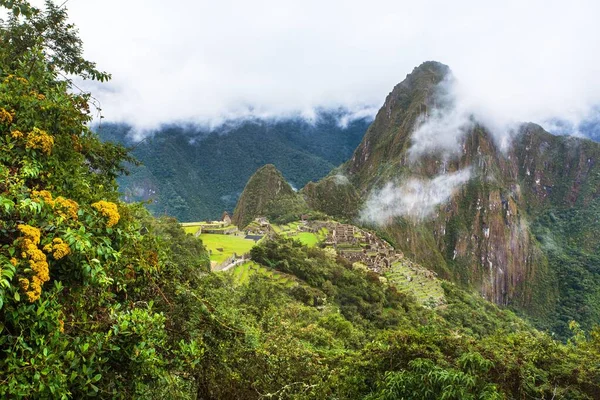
[305,61,600,321]
[232,164,298,229]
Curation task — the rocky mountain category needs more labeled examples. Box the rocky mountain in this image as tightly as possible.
[96,111,371,221]
[297,61,600,336]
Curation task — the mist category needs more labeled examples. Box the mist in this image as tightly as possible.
[360,168,472,225]
[53,0,600,137]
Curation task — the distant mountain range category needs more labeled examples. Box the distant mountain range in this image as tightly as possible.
[96,111,371,221]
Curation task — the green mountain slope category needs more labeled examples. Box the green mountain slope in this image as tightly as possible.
[232,164,307,228]
[304,61,600,337]
[96,112,370,221]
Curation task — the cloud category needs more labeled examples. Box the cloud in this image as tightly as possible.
[360,168,472,225]
[50,0,600,135]
[336,106,379,128]
[407,76,524,159]
[332,174,350,185]
[408,76,474,159]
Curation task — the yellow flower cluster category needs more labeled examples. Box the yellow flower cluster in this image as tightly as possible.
[25,127,54,155]
[18,224,41,245]
[17,224,49,302]
[31,190,55,206]
[11,130,23,139]
[0,108,13,124]
[91,200,120,227]
[31,190,79,220]
[55,197,79,220]
[30,91,46,101]
[43,238,71,260]
[3,74,28,85]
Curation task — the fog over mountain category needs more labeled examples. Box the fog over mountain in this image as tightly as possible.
[57,0,600,139]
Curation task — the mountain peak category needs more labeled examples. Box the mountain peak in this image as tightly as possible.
[232,164,299,228]
[393,60,451,94]
[410,60,450,76]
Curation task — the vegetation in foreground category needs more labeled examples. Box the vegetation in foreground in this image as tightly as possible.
[0,1,599,399]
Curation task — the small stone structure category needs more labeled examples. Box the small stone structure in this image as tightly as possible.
[222,211,232,225]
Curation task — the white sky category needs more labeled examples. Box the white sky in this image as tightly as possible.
[54,0,600,130]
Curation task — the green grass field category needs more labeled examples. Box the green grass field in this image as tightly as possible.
[272,221,323,247]
[181,221,238,235]
[181,223,202,235]
[295,232,319,247]
[385,261,445,307]
[198,234,256,263]
[230,261,295,287]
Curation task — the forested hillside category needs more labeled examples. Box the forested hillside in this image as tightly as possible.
[97,112,370,221]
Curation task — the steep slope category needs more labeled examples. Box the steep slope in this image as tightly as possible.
[232,164,307,228]
[305,61,600,335]
[96,111,370,221]
[302,174,361,221]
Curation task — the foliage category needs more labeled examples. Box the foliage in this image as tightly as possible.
[531,199,600,338]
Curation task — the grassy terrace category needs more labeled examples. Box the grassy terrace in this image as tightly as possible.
[179,222,225,234]
[181,223,203,235]
[385,261,445,306]
[198,234,257,264]
[272,221,329,248]
[230,261,296,287]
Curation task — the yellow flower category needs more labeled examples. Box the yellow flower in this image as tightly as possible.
[3,74,28,85]
[43,237,71,260]
[55,196,79,219]
[50,238,70,260]
[25,276,42,302]
[31,190,55,207]
[17,224,41,245]
[25,127,54,155]
[11,130,23,139]
[91,200,120,227]
[17,224,50,302]
[58,319,64,333]
[19,277,29,291]
[10,257,18,266]
[0,108,13,124]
